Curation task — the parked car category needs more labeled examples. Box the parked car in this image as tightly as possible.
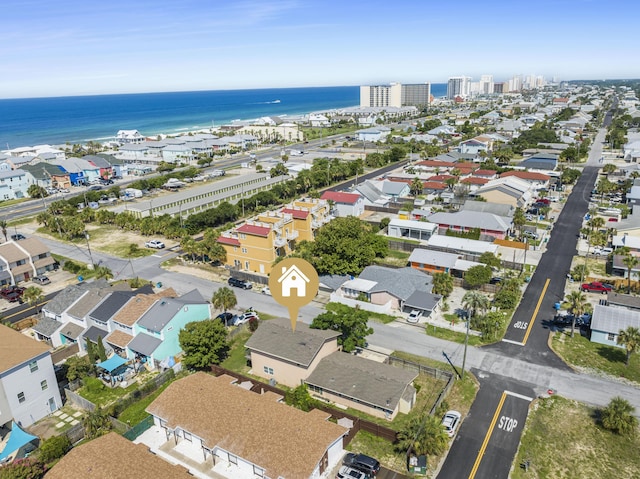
[87,185,102,191]
[523,231,539,239]
[1,285,25,302]
[228,277,252,289]
[261,286,271,295]
[441,410,462,437]
[145,240,165,249]
[33,275,51,285]
[100,178,114,185]
[581,281,613,293]
[407,310,423,323]
[10,234,26,241]
[215,312,236,326]
[336,466,370,479]
[234,311,259,325]
[343,453,380,476]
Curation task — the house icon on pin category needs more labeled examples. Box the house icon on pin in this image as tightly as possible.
[278,265,310,297]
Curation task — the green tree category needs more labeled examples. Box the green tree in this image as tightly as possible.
[82,408,112,439]
[463,265,492,289]
[211,286,237,313]
[37,434,71,463]
[65,355,95,382]
[22,286,44,316]
[565,290,589,338]
[602,163,617,175]
[0,457,46,479]
[409,177,424,197]
[432,272,454,298]
[310,303,373,353]
[622,255,639,294]
[0,220,7,243]
[617,326,640,366]
[601,396,638,435]
[270,162,289,177]
[94,265,113,281]
[462,291,490,319]
[512,207,526,237]
[96,336,107,362]
[298,217,387,275]
[179,320,229,369]
[479,252,501,269]
[85,338,97,364]
[285,384,317,412]
[395,414,449,457]
[27,184,48,199]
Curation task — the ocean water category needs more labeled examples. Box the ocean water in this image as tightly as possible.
[0,83,447,149]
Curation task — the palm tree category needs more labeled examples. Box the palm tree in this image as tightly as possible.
[23,286,44,316]
[616,326,640,366]
[94,265,113,281]
[0,220,7,242]
[601,396,638,435]
[565,290,588,338]
[622,254,639,293]
[512,207,526,237]
[462,291,490,320]
[587,216,605,233]
[395,414,449,457]
[409,177,424,197]
[211,286,237,313]
[432,272,454,298]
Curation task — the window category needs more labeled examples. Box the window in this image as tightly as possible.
[607,332,615,341]
[41,380,48,391]
[29,361,38,372]
[244,261,250,270]
[263,366,274,375]
[229,454,238,465]
[241,247,248,254]
[183,431,192,442]
[17,392,25,403]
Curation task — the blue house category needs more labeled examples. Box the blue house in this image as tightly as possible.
[590,304,640,348]
[126,289,210,369]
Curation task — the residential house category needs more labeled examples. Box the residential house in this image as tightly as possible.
[280,198,332,241]
[425,234,499,261]
[606,292,640,312]
[354,180,391,207]
[408,248,482,278]
[116,144,150,162]
[518,153,558,172]
[52,158,100,185]
[22,163,71,190]
[2,156,35,170]
[330,265,440,316]
[590,304,640,349]
[387,218,437,241]
[83,155,113,179]
[0,238,56,285]
[144,372,348,479]
[320,190,365,217]
[372,179,411,199]
[245,318,340,388]
[460,200,515,218]
[116,130,144,144]
[458,137,490,155]
[426,210,512,240]
[44,432,193,479]
[356,127,391,142]
[217,212,299,275]
[305,351,417,420]
[472,177,533,208]
[127,289,210,369]
[161,144,196,164]
[499,170,551,190]
[0,324,62,428]
[0,169,29,200]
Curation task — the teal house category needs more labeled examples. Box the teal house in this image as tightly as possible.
[126,289,210,369]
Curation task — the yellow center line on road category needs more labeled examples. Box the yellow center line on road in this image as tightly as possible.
[468,391,507,479]
[522,278,550,346]
[1,300,50,320]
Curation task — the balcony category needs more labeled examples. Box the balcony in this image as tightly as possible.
[274,230,298,247]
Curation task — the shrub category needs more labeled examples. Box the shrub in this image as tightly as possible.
[37,435,71,463]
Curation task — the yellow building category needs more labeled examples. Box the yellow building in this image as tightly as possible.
[217,198,332,274]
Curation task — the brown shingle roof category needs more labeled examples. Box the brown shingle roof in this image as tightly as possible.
[111,289,177,327]
[0,242,27,264]
[66,288,111,320]
[44,432,193,479]
[105,330,134,348]
[0,324,50,373]
[146,373,347,479]
[16,237,49,257]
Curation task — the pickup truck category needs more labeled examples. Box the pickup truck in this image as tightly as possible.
[581,282,613,293]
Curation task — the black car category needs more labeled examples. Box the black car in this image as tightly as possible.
[100,178,114,185]
[228,277,252,290]
[343,453,380,476]
[215,312,236,326]
[10,233,26,241]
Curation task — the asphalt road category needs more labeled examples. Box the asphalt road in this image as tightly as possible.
[1,291,57,324]
[438,372,535,479]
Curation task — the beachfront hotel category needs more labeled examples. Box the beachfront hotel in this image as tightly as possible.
[360,82,431,108]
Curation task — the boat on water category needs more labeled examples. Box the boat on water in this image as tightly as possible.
[272,99,281,103]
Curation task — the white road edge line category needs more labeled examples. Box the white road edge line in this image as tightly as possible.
[505,390,534,402]
[501,338,525,346]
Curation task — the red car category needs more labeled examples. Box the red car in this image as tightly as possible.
[581,282,613,293]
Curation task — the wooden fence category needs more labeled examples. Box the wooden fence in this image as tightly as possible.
[51,343,79,364]
[209,364,399,445]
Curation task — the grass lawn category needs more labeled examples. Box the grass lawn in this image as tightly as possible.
[78,379,139,407]
[366,311,397,324]
[0,198,30,208]
[513,395,640,479]
[100,242,155,258]
[8,215,37,227]
[221,329,252,373]
[347,430,407,473]
[117,380,174,425]
[551,330,640,383]
[425,321,485,347]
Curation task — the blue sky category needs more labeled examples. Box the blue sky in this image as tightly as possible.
[2,0,638,98]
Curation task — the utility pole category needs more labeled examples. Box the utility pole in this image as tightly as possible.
[84,231,96,267]
[461,314,470,380]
